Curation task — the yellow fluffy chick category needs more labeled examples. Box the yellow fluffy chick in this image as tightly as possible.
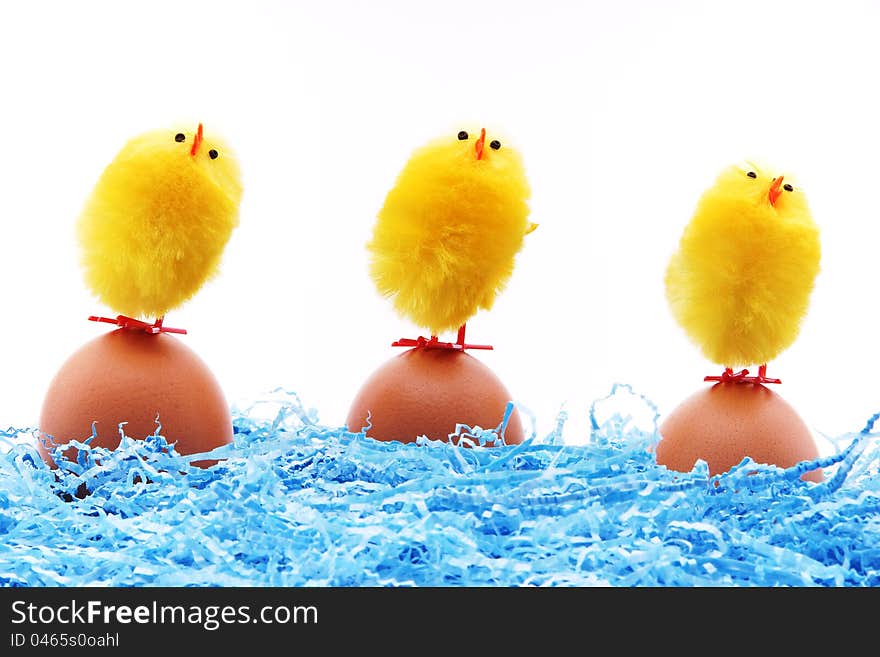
[368,127,536,337]
[665,161,820,370]
[78,123,243,321]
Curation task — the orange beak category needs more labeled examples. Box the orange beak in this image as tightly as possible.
[474,127,486,160]
[768,175,784,206]
[190,123,204,157]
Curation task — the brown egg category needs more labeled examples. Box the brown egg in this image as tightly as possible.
[38,328,232,468]
[346,347,524,445]
[656,382,822,482]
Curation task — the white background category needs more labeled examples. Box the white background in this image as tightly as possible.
[1,0,879,452]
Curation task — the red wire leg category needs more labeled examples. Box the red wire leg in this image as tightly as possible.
[704,364,781,384]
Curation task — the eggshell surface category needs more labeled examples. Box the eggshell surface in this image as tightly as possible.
[38,328,232,467]
[656,382,822,482]
[346,347,524,445]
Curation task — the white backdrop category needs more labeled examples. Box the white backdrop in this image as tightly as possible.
[2,0,879,452]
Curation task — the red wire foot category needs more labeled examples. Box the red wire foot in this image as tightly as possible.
[704,364,781,385]
[391,324,492,351]
[391,335,493,351]
[88,314,187,335]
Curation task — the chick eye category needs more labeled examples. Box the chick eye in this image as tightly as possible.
[783,183,793,192]
[174,133,186,143]
[746,171,757,178]
[208,149,219,160]
[490,140,501,150]
[457,131,468,140]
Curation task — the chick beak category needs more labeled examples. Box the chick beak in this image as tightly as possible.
[475,127,486,160]
[190,123,204,157]
[768,175,784,207]
[525,222,539,235]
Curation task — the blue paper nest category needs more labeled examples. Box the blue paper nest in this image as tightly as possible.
[1,384,877,587]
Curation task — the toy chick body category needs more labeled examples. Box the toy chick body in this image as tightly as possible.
[369,127,537,348]
[38,123,243,470]
[665,161,820,381]
[347,127,536,444]
[80,123,242,332]
[658,161,823,481]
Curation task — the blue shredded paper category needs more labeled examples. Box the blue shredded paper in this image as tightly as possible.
[1,384,877,587]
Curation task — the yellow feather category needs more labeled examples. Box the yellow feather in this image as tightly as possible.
[368,128,533,335]
[77,124,243,319]
[665,162,820,367]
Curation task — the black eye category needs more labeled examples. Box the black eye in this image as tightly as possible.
[747,171,757,178]
[457,131,468,140]
[208,149,218,160]
[783,183,793,192]
[490,140,501,150]
[174,133,186,143]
